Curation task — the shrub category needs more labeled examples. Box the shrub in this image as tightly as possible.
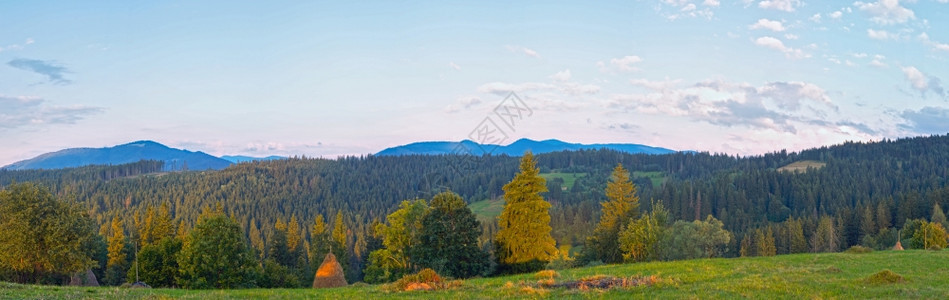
[864,269,904,285]
[845,245,873,254]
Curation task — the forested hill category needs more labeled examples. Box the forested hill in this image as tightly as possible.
[2,134,949,265]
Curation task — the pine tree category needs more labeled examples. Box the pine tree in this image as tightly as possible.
[860,206,876,237]
[739,234,754,257]
[495,152,557,273]
[589,163,640,263]
[811,216,838,253]
[788,218,808,254]
[309,214,330,272]
[932,203,947,230]
[756,228,776,257]
[331,210,350,280]
[876,201,891,231]
[105,215,129,285]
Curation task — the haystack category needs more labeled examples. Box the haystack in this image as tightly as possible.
[312,252,347,288]
[892,240,904,251]
[68,269,99,286]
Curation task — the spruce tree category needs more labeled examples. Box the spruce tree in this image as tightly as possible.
[105,215,129,285]
[495,152,557,273]
[589,163,640,263]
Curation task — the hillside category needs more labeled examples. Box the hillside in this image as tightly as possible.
[4,250,946,299]
[375,138,677,156]
[2,141,232,171]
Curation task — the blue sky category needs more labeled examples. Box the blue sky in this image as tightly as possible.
[1,0,948,165]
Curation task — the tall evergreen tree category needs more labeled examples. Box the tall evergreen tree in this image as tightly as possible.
[755,228,776,257]
[495,152,557,273]
[308,214,330,273]
[331,210,351,281]
[412,191,490,278]
[105,215,129,285]
[787,218,808,254]
[932,203,947,230]
[588,163,640,263]
[811,216,839,253]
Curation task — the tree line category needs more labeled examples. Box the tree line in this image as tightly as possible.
[3,134,949,286]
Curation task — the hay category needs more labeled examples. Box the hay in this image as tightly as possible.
[68,269,99,286]
[312,252,348,288]
[892,240,904,251]
[864,269,904,285]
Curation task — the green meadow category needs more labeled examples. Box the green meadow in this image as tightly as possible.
[4,249,947,299]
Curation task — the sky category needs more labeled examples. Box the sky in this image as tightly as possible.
[1,0,948,166]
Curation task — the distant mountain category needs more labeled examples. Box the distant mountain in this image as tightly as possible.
[220,155,286,163]
[375,138,677,156]
[2,140,233,171]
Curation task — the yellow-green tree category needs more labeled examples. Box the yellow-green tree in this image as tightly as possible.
[914,221,948,250]
[589,163,640,263]
[332,210,351,281]
[495,152,557,273]
[0,183,100,284]
[105,215,129,285]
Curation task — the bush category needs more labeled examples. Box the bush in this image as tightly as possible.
[864,269,904,284]
[845,245,873,254]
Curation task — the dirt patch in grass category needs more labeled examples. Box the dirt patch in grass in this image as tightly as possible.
[864,269,905,285]
[538,274,663,291]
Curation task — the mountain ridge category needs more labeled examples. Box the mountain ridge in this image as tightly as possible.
[375,138,677,156]
[2,140,232,171]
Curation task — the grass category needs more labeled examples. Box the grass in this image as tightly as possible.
[777,160,827,173]
[632,171,667,187]
[4,250,948,299]
[539,172,586,191]
[467,197,504,221]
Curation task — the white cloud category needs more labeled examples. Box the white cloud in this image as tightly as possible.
[867,29,898,40]
[549,69,571,82]
[758,0,802,12]
[754,36,808,59]
[505,45,541,58]
[854,0,915,25]
[629,78,683,91]
[918,32,949,53]
[901,66,946,97]
[448,62,461,71]
[0,95,103,129]
[902,66,928,90]
[750,19,786,32]
[869,59,888,68]
[607,55,643,72]
[445,96,483,113]
[608,79,862,135]
[785,33,799,40]
[830,11,843,19]
[810,13,822,22]
[658,0,717,19]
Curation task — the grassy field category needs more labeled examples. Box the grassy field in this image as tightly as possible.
[778,160,827,173]
[468,197,504,222]
[539,172,586,191]
[4,250,948,299]
[632,171,667,187]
